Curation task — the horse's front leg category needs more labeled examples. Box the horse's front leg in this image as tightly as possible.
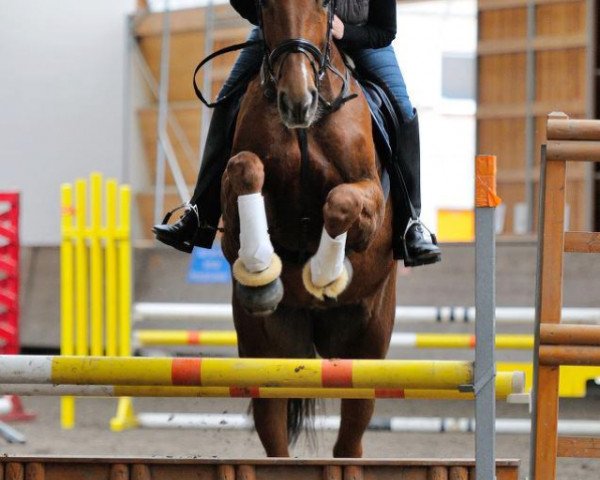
[223,151,283,315]
[303,180,384,300]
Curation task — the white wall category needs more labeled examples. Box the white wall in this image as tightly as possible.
[0,0,135,245]
[395,0,477,231]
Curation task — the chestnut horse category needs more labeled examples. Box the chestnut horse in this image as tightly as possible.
[220,0,396,457]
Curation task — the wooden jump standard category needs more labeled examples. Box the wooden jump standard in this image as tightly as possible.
[530,113,600,479]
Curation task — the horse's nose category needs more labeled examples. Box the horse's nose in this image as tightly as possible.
[278,89,318,127]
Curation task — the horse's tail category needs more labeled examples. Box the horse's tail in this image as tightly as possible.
[287,398,316,447]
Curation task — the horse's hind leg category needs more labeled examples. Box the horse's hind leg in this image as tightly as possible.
[334,399,374,458]
[233,300,314,457]
[316,274,396,458]
[222,151,283,315]
[252,398,290,457]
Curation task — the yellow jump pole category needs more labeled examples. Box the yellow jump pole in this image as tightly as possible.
[118,184,132,358]
[105,180,118,357]
[74,179,89,358]
[111,184,135,431]
[8,356,475,390]
[0,370,523,399]
[133,330,535,350]
[60,184,75,429]
[90,173,104,357]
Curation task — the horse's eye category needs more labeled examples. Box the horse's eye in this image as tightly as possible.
[322,0,331,7]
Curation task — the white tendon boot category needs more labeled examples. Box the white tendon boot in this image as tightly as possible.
[303,228,352,300]
[233,193,282,287]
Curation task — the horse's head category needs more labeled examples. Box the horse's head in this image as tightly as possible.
[258,0,334,128]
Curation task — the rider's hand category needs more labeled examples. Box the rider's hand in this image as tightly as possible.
[332,15,345,40]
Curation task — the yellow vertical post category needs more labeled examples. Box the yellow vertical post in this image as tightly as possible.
[105,180,118,357]
[60,184,76,429]
[62,174,135,431]
[118,185,132,358]
[111,184,137,431]
[74,179,89,357]
[90,173,104,356]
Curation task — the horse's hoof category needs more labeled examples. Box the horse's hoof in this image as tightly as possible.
[235,277,284,316]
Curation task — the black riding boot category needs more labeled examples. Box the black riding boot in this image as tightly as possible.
[391,111,441,267]
[152,97,239,253]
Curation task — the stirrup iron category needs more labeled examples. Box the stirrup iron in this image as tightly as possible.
[399,218,438,266]
[160,203,200,226]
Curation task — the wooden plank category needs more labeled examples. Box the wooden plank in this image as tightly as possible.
[0,457,520,480]
[532,366,560,479]
[476,101,586,119]
[428,466,448,479]
[134,6,245,37]
[478,34,587,55]
[540,345,600,365]
[479,0,585,10]
[548,118,600,141]
[447,467,468,480]
[496,466,520,480]
[479,8,526,41]
[546,140,600,162]
[536,49,588,105]
[564,231,600,253]
[557,436,600,458]
[541,324,600,345]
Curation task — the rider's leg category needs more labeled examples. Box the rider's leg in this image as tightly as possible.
[351,45,441,266]
[153,28,264,253]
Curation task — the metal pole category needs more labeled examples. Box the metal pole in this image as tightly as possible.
[198,0,216,170]
[153,0,172,225]
[529,145,547,480]
[584,0,597,231]
[524,0,536,233]
[122,15,134,184]
[475,157,497,480]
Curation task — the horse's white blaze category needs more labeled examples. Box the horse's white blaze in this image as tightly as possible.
[300,61,310,93]
[237,193,274,273]
[310,228,347,287]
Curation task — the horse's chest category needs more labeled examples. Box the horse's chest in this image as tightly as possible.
[262,142,345,195]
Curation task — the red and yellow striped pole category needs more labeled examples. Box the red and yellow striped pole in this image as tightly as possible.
[0,369,523,400]
[134,330,534,350]
[2,355,492,390]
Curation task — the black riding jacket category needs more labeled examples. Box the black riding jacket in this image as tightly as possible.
[229,0,397,50]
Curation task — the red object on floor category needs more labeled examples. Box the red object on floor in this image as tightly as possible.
[0,395,36,422]
[0,192,20,355]
[0,193,36,423]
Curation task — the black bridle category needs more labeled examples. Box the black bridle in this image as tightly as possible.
[193,0,356,113]
[256,0,356,113]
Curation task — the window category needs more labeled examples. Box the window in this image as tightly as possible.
[441,53,475,100]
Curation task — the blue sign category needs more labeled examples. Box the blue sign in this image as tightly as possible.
[187,243,231,284]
